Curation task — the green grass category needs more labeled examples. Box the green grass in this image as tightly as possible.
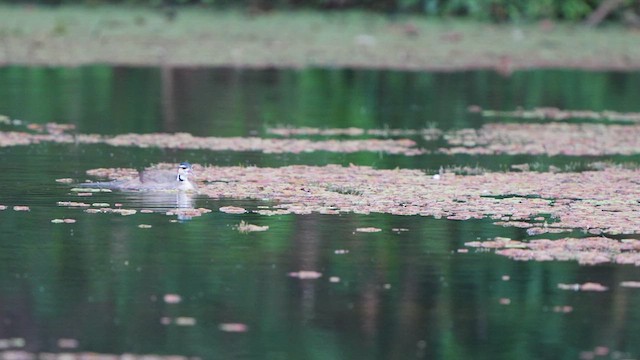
[1,4,639,70]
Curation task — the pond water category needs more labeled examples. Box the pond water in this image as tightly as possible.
[1,67,640,359]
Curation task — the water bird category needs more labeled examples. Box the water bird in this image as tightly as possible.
[80,162,197,192]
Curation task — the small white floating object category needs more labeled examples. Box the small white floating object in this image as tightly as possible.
[355,227,382,233]
[288,271,322,279]
[219,323,249,333]
[163,294,182,304]
[175,317,197,326]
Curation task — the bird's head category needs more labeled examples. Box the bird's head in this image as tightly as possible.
[177,162,193,181]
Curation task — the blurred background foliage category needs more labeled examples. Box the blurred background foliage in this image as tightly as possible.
[4,0,640,24]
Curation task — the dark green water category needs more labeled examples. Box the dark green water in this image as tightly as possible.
[1,67,640,359]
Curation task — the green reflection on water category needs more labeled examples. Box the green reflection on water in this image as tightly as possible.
[3,66,640,136]
[1,68,640,359]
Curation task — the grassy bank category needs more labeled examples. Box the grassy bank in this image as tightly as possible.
[1,5,639,70]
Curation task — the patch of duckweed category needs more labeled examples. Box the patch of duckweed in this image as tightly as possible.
[0,350,191,360]
[86,164,640,235]
[57,201,91,207]
[26,122,76,134]
[477,107,640,123]
[620,281,640,288]
[558,282,608,291]
[70,187,112,193]
[356,227,383,233]
[466,236,640,265]
[219,206,247,214]
[165,208,212,218]
[107,133,424,155]
[0,129,423,155]
[218,323,249,333]
[288,271,323,279]
[254,209,292,216]
[267,126,442,140]
[442,123,640,156]
[7,119,640,157]
[84,208,137,216]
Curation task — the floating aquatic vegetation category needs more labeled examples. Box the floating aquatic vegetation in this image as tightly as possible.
[254,209,292,216]
[499,298,511,305]
[84,208,137,216]
[104,133,425,155]
[165,208,212,218]
[176,317,197,326]
[219,323,249,333]
[467,237,640,265]
[525,227,572,235]
[0,338,24,349]
[442,123,640,156]
[235,221,269,233]
[0,128,423,155]
[8,119,640,157]
[355,227,382,233]
[558,282,608,292]
[70,187,111,193]
[267,126,442,140]
[26,122,76,134]
[0,349,192,360]
[268,127,367,137]
[477,107,640,123]
[288,271,323,279]
[87,164,640,235]
[620,281,640,288]
[163,294,182,304]
[51,218,76,224]
[0,130,102,148]
[579,346,612,360]
[57,201,91,207]
[219,206,247,214]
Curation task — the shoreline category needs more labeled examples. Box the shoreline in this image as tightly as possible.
[1,5,640,71]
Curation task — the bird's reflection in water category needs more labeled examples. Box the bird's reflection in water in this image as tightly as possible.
[124,191,197,221]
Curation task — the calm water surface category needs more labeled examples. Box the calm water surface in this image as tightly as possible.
[1,67,640,359]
